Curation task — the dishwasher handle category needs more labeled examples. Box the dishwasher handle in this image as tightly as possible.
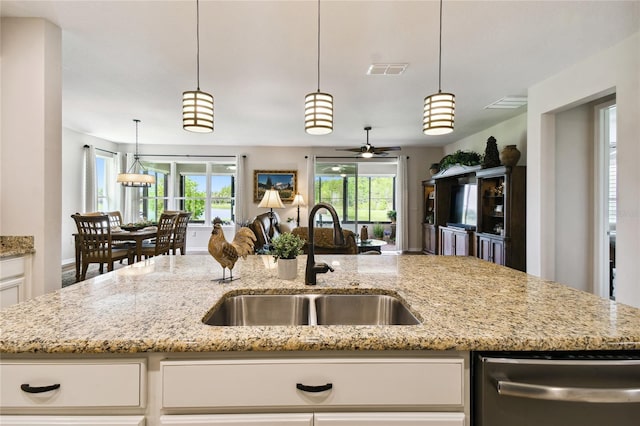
[497,380,640,403]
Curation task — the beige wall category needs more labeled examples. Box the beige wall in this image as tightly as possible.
[528,32,639,307]
[1,18,62,298]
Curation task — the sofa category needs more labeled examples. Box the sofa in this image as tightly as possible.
[249,211,282,251]
[292,227,358,255]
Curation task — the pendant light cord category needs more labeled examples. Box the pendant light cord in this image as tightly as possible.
[437,0,443,93]
[196,0,201,90]
[316,0,321,92]
[133,119,140,160]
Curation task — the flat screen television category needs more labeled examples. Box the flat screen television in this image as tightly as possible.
[448,183,477,230]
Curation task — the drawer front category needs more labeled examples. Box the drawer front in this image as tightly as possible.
[160,413,314,426]
[0,360,145,408]
[1,257,25,280]
[314,412,466,426]
[0,415,145,426]
[161,358,464,409]
[0,276,23,308]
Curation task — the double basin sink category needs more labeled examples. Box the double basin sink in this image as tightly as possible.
[203,292,421,326]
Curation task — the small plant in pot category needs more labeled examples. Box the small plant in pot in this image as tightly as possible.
[387,210,397,223]
[271,233,305,280]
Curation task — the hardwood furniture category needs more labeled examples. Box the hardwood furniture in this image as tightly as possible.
[439,226,474,256]
[422,180,437,254]
[71,214,134,282]
[140,212,178,259]
[170,211,192,255]
[73,228,157,282]
[476,166,526,271]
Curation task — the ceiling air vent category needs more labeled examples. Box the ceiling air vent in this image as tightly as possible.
[367,63,408,76]
[484,96,528,109]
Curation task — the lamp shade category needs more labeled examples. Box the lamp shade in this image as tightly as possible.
[116,172,155,187]
[423,92,455,135]
[258,189,285,209]
[183,90,214,133]
[291,193,306,207]
[305,91,333,135]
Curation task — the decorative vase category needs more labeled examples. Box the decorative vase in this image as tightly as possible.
[429,163,440,176]
[360,225,369,241]
[500,145,521,167]
[277,258,298,280]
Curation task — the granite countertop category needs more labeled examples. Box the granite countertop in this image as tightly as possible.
[0,236,35,258]
[1,254,640,354]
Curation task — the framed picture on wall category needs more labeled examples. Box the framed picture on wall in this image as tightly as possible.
[254,170,297,202]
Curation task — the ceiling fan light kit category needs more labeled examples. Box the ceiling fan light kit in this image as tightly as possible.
[183,0,214,133]
[305,0,333,135]
[423,0,455,136]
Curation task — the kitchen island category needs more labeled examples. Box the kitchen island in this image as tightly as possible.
[1,254,639,425]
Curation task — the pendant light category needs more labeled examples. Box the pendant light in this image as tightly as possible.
[305,0,333,135]
[183,0,214,133]
[423,0,455,136]
[117,119,155,187]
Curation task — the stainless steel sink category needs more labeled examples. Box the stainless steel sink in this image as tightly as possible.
[203,294,310,326]
[314,294,420,325]
[203,293,420,326]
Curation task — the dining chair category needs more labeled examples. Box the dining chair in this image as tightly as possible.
[140,212,179,258]
[71,214,134,282]
[106,211,123,228]
[171,211,192,255]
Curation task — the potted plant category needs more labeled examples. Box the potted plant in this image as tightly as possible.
[387,210,397,223]
[271,232,305,280]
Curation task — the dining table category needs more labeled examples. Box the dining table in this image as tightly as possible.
[73,228,157,283]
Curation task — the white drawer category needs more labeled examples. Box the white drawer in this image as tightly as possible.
[0,360,145,409]
[0,415,145,426]
[161,358,464,409]
[1,257,25,280]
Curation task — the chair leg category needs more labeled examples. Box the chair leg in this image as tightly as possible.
[81,264,89,281]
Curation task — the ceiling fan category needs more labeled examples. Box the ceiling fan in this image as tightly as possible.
[336,126,401,158]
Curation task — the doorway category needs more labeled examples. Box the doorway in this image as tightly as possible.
[595,101,617,299]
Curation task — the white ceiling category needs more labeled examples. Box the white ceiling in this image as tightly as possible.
[2,1,638,149]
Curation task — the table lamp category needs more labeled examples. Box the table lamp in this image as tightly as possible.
[291,193,306,227]
[258,188,285,235]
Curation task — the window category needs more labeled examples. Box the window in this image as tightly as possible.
[315,160,396,226]
[96,154,116,211]
[139,160,236,225]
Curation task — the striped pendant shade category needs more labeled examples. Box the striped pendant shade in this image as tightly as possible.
[423,91,455,135]
[182,90,214,133]
[305,91,333,135]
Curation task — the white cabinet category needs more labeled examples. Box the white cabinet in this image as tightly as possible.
[314,413,465,426]
[159,356,467,426]
[161,358,464,410]
[0,255,31,308]
[0,415,145,426]
[160,413,313,426]
[159,413,464,426]
[0,359,146,424]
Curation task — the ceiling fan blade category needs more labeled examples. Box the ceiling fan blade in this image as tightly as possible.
[372,146,401,153]
[335,147,365,153]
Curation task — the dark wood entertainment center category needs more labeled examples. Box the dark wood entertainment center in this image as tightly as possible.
[422,165,526,272]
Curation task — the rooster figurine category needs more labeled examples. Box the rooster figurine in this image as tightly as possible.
[208,220,256,282]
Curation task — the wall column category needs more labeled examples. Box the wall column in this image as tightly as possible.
[1,18,62,297]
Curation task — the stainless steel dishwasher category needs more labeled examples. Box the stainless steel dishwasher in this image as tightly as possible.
[473,352,640,426]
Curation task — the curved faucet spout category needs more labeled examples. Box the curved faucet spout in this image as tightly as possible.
[305,202,344,285]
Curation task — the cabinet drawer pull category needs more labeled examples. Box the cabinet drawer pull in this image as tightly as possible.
[296,382,333,393]
[20,383,61,394]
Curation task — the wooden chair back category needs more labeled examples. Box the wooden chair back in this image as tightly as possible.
[106,211,123,228]
[171,211,192,255]
[142,212,178,257]
[71,213,132,281]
